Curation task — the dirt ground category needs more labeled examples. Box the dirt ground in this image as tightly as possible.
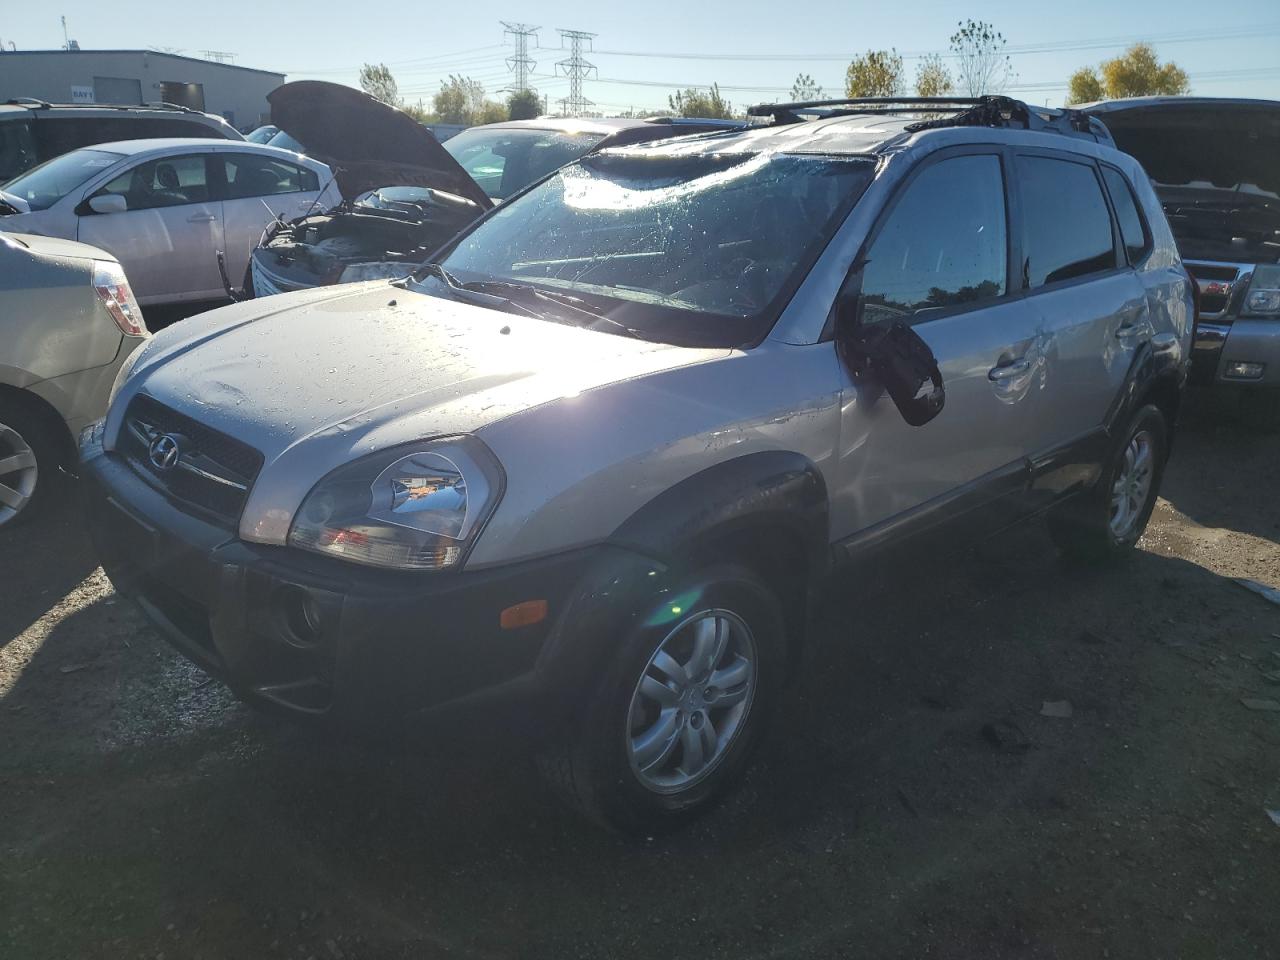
[2,394,1278,960]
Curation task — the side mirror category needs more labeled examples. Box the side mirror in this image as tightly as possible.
[87,194,127,215]
[834,270,945,427]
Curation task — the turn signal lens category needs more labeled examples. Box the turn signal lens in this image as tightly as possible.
[500,599,548,629]
[93,261,147,336]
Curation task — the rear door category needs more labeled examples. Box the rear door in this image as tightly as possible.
[832,148,1045,543]
[77,152,226,303]
[216,152,326,284]
[1010,150,1148,501]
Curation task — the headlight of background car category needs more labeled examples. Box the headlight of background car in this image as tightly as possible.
[288,437,504,571]
[1244,264,1280,317]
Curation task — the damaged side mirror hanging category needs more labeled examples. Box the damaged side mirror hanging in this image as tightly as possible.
[834,266,946,427]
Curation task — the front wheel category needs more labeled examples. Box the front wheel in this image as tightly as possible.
[539,564,785,833]
[1048,403,1168,561]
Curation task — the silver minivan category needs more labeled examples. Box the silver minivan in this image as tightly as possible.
[81,97,1194,831]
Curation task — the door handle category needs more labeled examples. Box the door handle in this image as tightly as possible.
[187,213,216,223]
[989,358,1032,382]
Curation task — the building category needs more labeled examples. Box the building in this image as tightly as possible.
[0,50,284,130]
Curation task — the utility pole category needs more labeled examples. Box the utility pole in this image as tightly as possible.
[501,22,539,94]
[556,29,597,118]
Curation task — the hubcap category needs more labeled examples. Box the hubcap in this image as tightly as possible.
[625,609,757,794]
[0,423,38,527]
[1109,428,1154,539]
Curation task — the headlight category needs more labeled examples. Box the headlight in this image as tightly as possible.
[288,436,503,571]
[337,262,414,284]
[1243,265,1280,317]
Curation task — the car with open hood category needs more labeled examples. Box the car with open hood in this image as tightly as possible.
[246,80,744,296]
[81,96,1191,831]
[1083,97,1280,427]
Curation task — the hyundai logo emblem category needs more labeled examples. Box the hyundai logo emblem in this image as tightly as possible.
[148,433,182,472]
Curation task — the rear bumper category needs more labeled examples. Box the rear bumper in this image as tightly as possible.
[80,436,662,727]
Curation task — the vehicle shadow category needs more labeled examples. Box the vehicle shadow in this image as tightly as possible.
[1160,389,1280,545]
[5,500,1278,958]
[0,491,100,653]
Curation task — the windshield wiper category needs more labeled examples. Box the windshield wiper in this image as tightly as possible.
[414,262,541,319]
[461,279,647,339]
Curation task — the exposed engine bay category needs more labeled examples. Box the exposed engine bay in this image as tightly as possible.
[251,188,482,295]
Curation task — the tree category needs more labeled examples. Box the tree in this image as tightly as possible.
[507,88,542,121]
[358,63,399,106]
[1066,42,1190,104]
[914,53,954,97]
[790,72,824,102]
[668,83,735,119]
[1067,67,1105,105]
[432,75,504,125]
[949,20,1014,96]
[845,49,903,98]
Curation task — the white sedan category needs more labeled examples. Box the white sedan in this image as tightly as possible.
[0,139,339,305]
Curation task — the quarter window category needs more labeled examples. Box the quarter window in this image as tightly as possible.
[1018,156,1116,288]
[223,154,318,199]
[1101,166,1150,264]
[94,154,210,210]
[860,154,1008,326]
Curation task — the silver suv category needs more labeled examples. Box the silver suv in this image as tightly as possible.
[80,97,1193,831]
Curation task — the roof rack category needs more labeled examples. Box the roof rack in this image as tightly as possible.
[746,95,1112,143]
[5,97,52,109]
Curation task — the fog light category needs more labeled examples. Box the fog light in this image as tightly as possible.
[274,586,323,647]
[1224,361,1265,380]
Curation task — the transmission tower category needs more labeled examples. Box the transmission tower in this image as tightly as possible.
[501,22,539,94]
[555,29,597,117]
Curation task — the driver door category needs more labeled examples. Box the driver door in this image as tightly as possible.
[77,153,225,304]
[831,149,1044,547]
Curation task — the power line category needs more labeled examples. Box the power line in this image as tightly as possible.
[556,29,598,117]
[501,22,539,94]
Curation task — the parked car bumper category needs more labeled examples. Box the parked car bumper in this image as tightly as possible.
[79,432,663,728]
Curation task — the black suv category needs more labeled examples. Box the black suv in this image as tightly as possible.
[0,99,242,182]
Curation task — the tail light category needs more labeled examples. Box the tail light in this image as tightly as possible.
[93,261,147,337]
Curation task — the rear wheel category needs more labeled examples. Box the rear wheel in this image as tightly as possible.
[539,564,785,833]
[0,399,68,530]
[1048,403,1168,561]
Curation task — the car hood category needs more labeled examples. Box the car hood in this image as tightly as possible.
[268,81,493,210]
[114,281,728,544]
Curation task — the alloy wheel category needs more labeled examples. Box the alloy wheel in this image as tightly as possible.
[626,609,758,794]
[0,422,38,527]
[1109,428,1154,539]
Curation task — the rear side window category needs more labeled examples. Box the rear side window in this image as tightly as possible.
[1018,156,1116,288]
[1101,166,1150,264]
[0,119,37,181]
[222,154,318,198]
[860,154,1008,325]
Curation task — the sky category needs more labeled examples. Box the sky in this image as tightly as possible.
[3,0,1280,113]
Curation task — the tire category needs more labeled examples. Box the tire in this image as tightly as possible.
[1048,403,1168,562]
[539,563,785,834]
[1239,389,1280,434]
[0,396,69,530]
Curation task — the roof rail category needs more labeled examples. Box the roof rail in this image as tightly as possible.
[5,97,52,109]
[747,95,1113,144]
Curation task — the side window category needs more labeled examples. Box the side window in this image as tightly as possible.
[222,153,317,199]
[1101,166,1151,265]
[0,120,37,181]
[1018,156,1117,288]
[94,154,211,210]
[860,154,1008,325]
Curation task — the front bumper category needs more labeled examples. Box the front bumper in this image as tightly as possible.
[1194,318,1280,389]
[81,439,658,726]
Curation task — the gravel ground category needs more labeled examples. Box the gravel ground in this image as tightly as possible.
[1,395,1278,960]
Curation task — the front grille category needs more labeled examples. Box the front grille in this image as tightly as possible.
[1185,262,1242,320]
[118,394,264,526]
